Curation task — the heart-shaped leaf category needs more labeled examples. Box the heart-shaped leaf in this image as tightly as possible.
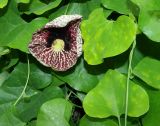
[138,10,160,42]
[81,8,137,65]
[101,0,130,14]
[37,98,72,126]
[25,0,62,15]
[83,69,149,118]
[133,57,160,89]
[131,0,160,42]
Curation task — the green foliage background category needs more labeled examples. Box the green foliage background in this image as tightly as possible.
[0,0,160,126]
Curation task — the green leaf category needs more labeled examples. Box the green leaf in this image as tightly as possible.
[81,8,137,65]
[101,0,130,14]
[133,57,160,89]
[0,0,8,8]
[0,10,24,47]
[16,86,64,122]
[3,62,52,89]
[54,58,100,93]
[142,89,160,126]
[138,10,160,42]
[0,61,52,115]
[37,98,72,126]
[0,61,62,122]
[0,87,22,107]
[83,69,149,118]
[79,115,118,126]
[0,71,9,86]
[49,0,101,20]
[52,76,65,87]
[0,8,48,53]
[7,17,48,53]
[0,61,51,104]
[25,0,62,15]
[131,0,160,42]
[131,0,160,10]
[0,107,26,126]
[77,92,86,102]
[16,0,30,3]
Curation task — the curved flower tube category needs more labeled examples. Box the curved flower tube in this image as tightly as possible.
[28,15,82,71]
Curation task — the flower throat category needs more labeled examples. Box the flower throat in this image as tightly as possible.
[46,27,71,51]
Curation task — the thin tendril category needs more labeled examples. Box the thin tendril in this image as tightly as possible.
[124,40,136,126]
[14,54,30,106]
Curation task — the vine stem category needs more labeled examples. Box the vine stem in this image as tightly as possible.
[124,40,136,126]
[66,91,72,100]
[117,116,122,126]
[14,55,30,106]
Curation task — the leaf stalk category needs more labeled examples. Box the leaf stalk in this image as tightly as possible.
[124,40,136,126]
[14,54,30,106]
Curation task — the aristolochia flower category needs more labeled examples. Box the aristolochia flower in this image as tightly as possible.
[28,15,82,71]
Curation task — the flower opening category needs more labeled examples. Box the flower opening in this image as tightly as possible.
[28,15,82,71]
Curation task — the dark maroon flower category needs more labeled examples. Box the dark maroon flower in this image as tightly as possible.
[28,15,82,71]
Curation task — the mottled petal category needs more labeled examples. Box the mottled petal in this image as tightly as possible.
[45,15,82,28]
[28,15,82,71]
